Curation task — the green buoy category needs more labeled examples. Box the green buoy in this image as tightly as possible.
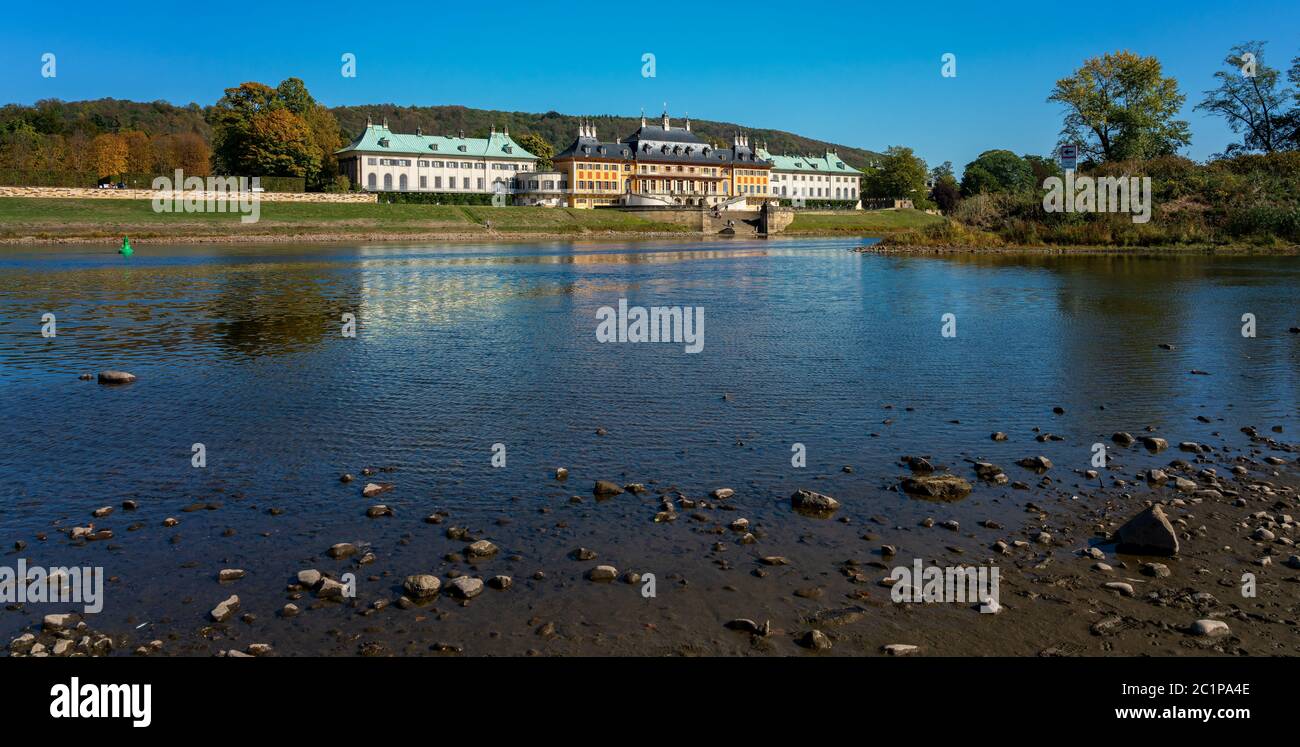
[119,236,133,257]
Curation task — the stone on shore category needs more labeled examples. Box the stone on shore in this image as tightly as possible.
[1190,619,1230,638]
[593,480,624,498]
[587,565,618,582]
[327,542,357,559]
[710,488,735,500]
[882,643,920,656]
[466,539,499,558]
[900,474,972,501]
[218,569,245,582]
[317,577,348,598]
[790,489,840,516]
[297,569,322,588]
[97,370,136,384]
[1112,432,1136,446]
[403,574,441,600]
[43,613,77,632]
[447,576,484,599]
[210,595,240,622]
[1115,505,1180,556]
[1141,436,1169,452]
[800,630,832,650]
[1016,456,1053,470]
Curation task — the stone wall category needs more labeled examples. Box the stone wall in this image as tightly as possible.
[615,205,790,235]
[0,186,378,203]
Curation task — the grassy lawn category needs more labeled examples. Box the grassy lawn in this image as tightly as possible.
[785,208,945,235]
[0,198,689,240]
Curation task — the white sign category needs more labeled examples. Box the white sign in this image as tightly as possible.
[1059,144,1078,171]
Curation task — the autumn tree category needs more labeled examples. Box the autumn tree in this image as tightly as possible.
[91,133,127,179]
[122,130,154,173]
[209,79,340,188]
[1048,50,1191,162]
[155,132,212,175]
[245,108,320,177]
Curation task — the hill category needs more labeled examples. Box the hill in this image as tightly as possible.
[331,105,882,170]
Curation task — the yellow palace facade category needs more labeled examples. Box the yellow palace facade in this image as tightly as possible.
[552,112,771,209]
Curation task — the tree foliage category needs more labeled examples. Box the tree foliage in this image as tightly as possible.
[208,79,341,186]
[863,146,930,206]
[1048,50,1192,163]
[960,149,1035,196]
[515,132,554,171]
[1196,41,1295,154]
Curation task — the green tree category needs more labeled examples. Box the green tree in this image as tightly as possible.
[1197,42,1292,154]
[209,79,334,185]
[863,146,930,206]
[1048,50,1191,162]
[960,149,1035,196]
[516,132,554,171]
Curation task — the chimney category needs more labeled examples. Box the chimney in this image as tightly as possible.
[416,126,422,136]
[684,113,690,132]
[458,129,464,138]
[366,116,372,128]
[662,108,670,130]
[641,109,646,128]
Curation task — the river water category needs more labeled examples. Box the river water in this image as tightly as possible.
[1,238,1297,653]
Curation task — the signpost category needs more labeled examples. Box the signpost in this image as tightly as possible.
[1059,144,1078,172]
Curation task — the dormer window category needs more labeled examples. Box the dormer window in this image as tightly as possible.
[504,145,513,153]
[378,137,390,147]
[458,144,467,152]
[429,144,439,151]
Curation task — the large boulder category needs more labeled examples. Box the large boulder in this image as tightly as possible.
[1115,505,1179,556]
[900,474,972,501]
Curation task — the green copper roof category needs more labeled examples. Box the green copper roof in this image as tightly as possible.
[336,124,538,160]
[755,148,860,174]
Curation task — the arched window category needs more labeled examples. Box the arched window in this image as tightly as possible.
[383,174,393,191]
[399,174,408,191]
[367,173,377,190]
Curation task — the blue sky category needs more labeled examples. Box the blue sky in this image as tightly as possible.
[2,0,1298,172]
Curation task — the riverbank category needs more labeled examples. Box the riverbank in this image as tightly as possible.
[6,411,1297,657]
[0,197,942,244]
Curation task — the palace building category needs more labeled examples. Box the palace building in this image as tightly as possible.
[552,111,771,209]
[335,119,539,196]
[334,112,862,210]
[756,147,862,206]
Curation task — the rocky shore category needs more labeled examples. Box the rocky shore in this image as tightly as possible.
[6,403,1298,657]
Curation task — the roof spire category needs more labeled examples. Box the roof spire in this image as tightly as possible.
[641,108,646,127]
[684,112,690,132]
